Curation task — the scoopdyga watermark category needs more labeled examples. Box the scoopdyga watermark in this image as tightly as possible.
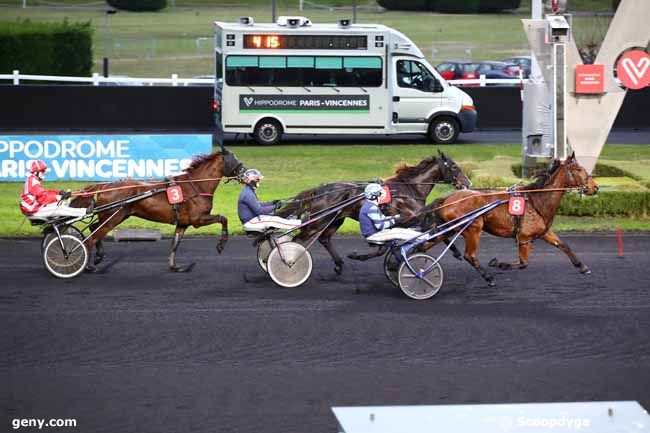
[488,415,591,431]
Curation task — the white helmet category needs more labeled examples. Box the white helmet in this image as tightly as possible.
[364,183,384,201]
[243,168,264,185]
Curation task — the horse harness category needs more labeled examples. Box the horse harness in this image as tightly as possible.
[166,176,214,226]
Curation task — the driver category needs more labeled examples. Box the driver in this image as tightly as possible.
[238,168,301,232]
[20,160,88,219]
[359,183,423,243]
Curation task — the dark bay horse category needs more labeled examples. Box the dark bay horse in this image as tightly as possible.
[427,153,598,287]
[276,150,471,274]
[73,146,245,272]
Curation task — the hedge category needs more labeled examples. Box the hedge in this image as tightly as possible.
[559,191,650,217]
[106,0,167,12]
[511,162,640,180]
[0,20,92,76]
[376,0,521,12]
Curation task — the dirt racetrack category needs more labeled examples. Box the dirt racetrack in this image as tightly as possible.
[1,234,649,433]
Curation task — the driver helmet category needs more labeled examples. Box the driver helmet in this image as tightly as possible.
[364,183,384,202]
[29,160,48,177]
[243,168,264,187]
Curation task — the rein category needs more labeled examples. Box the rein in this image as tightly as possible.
[72,176,241,197]
[409,186,585,220]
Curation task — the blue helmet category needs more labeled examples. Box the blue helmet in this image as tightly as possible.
[364,183,383,201]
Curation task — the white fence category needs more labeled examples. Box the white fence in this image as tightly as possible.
[0,70,528,87]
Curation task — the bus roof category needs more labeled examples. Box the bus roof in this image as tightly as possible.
[215,20,391,34]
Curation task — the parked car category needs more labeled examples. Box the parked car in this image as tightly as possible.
[466,61,522,85]
[435,61,478,81]
[502,56,532,78]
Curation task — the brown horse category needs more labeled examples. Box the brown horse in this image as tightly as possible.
[427,153,598,287]
[73,146,245,272]
[276,151,471,274]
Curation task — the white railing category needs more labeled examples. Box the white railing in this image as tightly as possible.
[0,71,529,87]
[0,71,214,86]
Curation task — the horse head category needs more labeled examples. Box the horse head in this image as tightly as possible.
[562,152,599,195]
[219,145,247,180]
[437,150,472,189]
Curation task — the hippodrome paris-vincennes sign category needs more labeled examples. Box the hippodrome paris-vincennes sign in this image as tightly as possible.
[0,134,211,181]
[239,94,370,112]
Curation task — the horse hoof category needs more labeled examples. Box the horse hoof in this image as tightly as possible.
[487,280,497,288]
[334,264,344,275]
[580,266,591,275]
[94,254,105,266]
[85,264,97,273]
[453,252,463,261]
[488,258,499,267]
[170,263,196,273]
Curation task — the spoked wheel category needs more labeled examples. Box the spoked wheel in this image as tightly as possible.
[256,234,292,273]
[397,253,444,300]
[383,251,402,287]
[266,241,313,288]
[43,234,88,279]
[41,226,84,252]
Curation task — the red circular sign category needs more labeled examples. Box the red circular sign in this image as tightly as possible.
[616,50,650,90]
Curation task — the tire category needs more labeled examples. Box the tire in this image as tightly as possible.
[43,234,88,279]
[383,251,401,287]
[253,119,283,145]
[267,242,313,288]
[397,253,444,300]
[41,226,84,253]
[428,116,460,144]
[257,234,292,273]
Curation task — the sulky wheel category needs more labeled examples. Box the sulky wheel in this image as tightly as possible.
[397,253,444,300]
[43,234,88,279]
[257,234,292,273]
[41,226,84,253]
[266,241,313,288]
[383,251,402,287]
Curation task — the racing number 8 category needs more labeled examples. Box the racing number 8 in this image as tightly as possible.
[508,196,525,216]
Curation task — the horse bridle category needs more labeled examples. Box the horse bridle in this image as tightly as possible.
[439,157,469,189]
[564,161,592,194]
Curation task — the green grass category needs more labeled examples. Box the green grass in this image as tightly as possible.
[3,143,650,238]
[0,2,612,77]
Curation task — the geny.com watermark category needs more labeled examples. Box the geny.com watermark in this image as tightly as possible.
[497,415,591,430]
[11,418,77,430]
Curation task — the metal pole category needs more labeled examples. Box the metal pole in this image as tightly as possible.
[531,0,542,78]
[271,0,276,23]
[103,12,108,78]
[353,0,357,23]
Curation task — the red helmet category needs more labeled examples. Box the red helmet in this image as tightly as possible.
[29,160,48,174]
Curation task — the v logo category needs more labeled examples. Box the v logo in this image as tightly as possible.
[243,97,254,107]
[621,57,650,86]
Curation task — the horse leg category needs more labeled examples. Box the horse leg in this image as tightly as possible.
[193,214,229,254]
[489,241,532,270]
[88,221,106,266]
[444,239,463,260]
[84,213,127,272]
[317,219,346,275]
[540,231,591,274]
[169,225,195,273]
[462,225,496,287]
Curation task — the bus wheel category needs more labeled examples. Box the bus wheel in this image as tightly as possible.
[254,119,283,145]
[429,116,459,144]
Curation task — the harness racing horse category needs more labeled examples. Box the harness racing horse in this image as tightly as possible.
[73,146,245,272]
[276,150,471,274]
[426,152,598,287]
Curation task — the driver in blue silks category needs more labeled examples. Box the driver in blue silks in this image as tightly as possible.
[238,168,301,232]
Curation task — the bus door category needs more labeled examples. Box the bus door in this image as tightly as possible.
[392,58,444,130]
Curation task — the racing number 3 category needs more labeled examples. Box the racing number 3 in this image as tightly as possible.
[508,196,525,216]
[167,185,184,205]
